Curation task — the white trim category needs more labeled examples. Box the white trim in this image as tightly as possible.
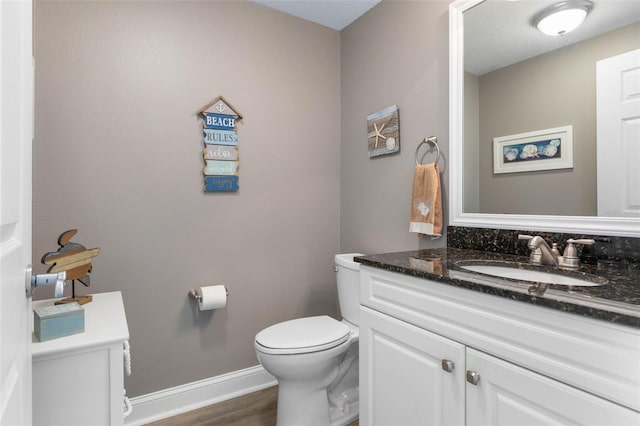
[451,212,640,237]
[125,365,277,425]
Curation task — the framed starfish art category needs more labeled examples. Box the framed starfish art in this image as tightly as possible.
[367,105,400,158]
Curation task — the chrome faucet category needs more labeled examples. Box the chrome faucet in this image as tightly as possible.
[519,235,558,266]
[518,235,595,270]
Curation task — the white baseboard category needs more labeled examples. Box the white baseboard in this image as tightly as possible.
[125,365,277,425]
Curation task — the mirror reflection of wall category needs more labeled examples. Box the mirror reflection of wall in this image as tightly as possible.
[463,0,640,217]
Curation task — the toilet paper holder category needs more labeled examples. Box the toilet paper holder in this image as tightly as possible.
[188,286,229,301]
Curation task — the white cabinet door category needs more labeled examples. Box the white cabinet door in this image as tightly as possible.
[466,348,640,426]
[360,306,465,426]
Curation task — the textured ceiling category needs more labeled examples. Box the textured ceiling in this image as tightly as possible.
[251,0,380,30]
[465,0,640,75]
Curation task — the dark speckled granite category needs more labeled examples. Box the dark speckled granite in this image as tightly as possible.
[355,246,640,329]
[447,226,640,266]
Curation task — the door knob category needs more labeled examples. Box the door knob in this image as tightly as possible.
[466,370,480,385]
[25,265,66,298]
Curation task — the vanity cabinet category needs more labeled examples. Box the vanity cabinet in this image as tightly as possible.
[360,307,465,425]
[32,292,131,426]
[359,266,640,425]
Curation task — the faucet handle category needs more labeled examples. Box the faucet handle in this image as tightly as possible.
[566,238,595,246]
[518,235,543,264]
[563,238,595,260]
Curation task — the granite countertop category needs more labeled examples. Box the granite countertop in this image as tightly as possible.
[355,248,640,329]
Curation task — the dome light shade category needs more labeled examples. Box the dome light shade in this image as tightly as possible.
[533,0,593,36]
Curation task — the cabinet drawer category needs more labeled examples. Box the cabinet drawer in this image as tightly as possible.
[360,266,640,411]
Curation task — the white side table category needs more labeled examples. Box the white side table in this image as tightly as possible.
[32,291,131,426]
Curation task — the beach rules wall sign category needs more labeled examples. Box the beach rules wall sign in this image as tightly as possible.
[198,96,243,192]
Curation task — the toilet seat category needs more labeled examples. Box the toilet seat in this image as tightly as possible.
[255,316,350,355]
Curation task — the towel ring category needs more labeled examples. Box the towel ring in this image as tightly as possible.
[415,136,440,165]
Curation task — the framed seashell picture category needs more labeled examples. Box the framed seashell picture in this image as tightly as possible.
[367,105,400,158]
[493,125,573,174]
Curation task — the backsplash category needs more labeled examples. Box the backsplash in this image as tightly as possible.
[447,226,640,266]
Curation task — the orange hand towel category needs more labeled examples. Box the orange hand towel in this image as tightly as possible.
[409,163,442,237]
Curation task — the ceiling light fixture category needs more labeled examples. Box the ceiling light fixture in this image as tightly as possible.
[533,0,593,37]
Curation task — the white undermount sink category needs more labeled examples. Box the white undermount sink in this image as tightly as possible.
[457,262,608,287]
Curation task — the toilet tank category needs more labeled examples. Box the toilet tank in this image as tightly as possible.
[335,253,364,326]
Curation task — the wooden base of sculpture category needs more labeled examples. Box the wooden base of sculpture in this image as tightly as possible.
[55,295,93,306]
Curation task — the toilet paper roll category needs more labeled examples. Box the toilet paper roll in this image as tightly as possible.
[196,285,227,311]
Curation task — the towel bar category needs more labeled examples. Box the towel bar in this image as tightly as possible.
[415,136,440,165]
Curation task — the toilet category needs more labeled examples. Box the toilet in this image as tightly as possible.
[254,253,363,426]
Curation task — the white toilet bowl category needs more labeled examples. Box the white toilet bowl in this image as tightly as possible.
[255,254,363,426]
[255,316,358,426]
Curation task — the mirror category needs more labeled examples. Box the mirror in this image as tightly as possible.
[449,0,640,237]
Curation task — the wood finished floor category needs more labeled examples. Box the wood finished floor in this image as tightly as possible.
[146,386,359,426]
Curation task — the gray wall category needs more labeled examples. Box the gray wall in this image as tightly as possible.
[33,0,340,397]
[33,0,452,399]
[340,0,451,253]
[476,23,640,216]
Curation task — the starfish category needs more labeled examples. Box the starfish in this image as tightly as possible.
[373,122,387,148]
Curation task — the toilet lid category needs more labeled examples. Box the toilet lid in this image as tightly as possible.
[255,316,350,355]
